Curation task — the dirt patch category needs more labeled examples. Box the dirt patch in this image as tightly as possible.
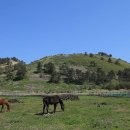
[8,98,23,103]
[94,102,108,107]
[114,107,130,112]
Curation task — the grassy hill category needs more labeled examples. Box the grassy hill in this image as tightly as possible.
[1,53,130,92]
[29,53,130,73]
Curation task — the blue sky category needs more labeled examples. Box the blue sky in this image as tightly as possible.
[0,0,130,63]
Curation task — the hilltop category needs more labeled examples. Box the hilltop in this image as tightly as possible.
[29,53,130,73]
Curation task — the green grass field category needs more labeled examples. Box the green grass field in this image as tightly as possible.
[1,96,130,130]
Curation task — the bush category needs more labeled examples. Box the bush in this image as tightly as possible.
[89,53,94,57]
[43,62,55,74]
[102,81,130,90]
[15,63,27,80]
[108,58,112,63]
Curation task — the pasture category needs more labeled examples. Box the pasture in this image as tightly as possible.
[0,96,130,130]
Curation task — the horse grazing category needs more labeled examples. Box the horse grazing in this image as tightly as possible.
[43,95,64,114]
[0,98,10,112]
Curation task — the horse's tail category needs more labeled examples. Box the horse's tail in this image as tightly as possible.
[59,98,64,111]
[5,101,10,111]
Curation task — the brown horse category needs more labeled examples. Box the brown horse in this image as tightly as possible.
[0,99,10,112]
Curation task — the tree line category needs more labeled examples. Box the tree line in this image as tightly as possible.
[0,57,20,64]
[36,62,130,89]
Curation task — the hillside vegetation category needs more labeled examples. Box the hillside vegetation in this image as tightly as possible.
[0,52,130,92]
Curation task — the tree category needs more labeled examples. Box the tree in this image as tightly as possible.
[84,71,90,81]
[11,57,19,62]
[84,52,88,55]
[96,68,106,84]
[98,52,112,57]
[64,68,85,84]
[0,68,4,74]
[14,61,25,70]
[89,53,94,57]
[37,62,42,73]
[65,68,75,83]
[0,58,10,64]
[4,63,14,80]
[75,69,85,84]
[108,58,112,63]
[49,71,61,83]
[107,70,115,81]
[59,63,69,75]
[89,72,97,82]
[117,70,122,80]
[118,68,130,81]
[6,71,14,80]
[15,63,27,80]
[43,62,55,74]
[109,54,112,57]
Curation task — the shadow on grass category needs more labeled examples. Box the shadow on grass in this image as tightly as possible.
[35,110,62,116]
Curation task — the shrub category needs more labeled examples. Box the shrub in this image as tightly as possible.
[102,81,130,90]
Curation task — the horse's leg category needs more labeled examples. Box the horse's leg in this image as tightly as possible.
[1,105,4,112]
[54,103,57,113]
[0,105,2,112]
[46,104,49,113]
[43,104,46,114]
[59,99,64,111]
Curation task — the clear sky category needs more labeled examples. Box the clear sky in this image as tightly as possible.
[0,0,130,63]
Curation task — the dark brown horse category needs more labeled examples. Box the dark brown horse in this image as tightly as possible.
[43,95,64,114]
[0,98,10,112]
